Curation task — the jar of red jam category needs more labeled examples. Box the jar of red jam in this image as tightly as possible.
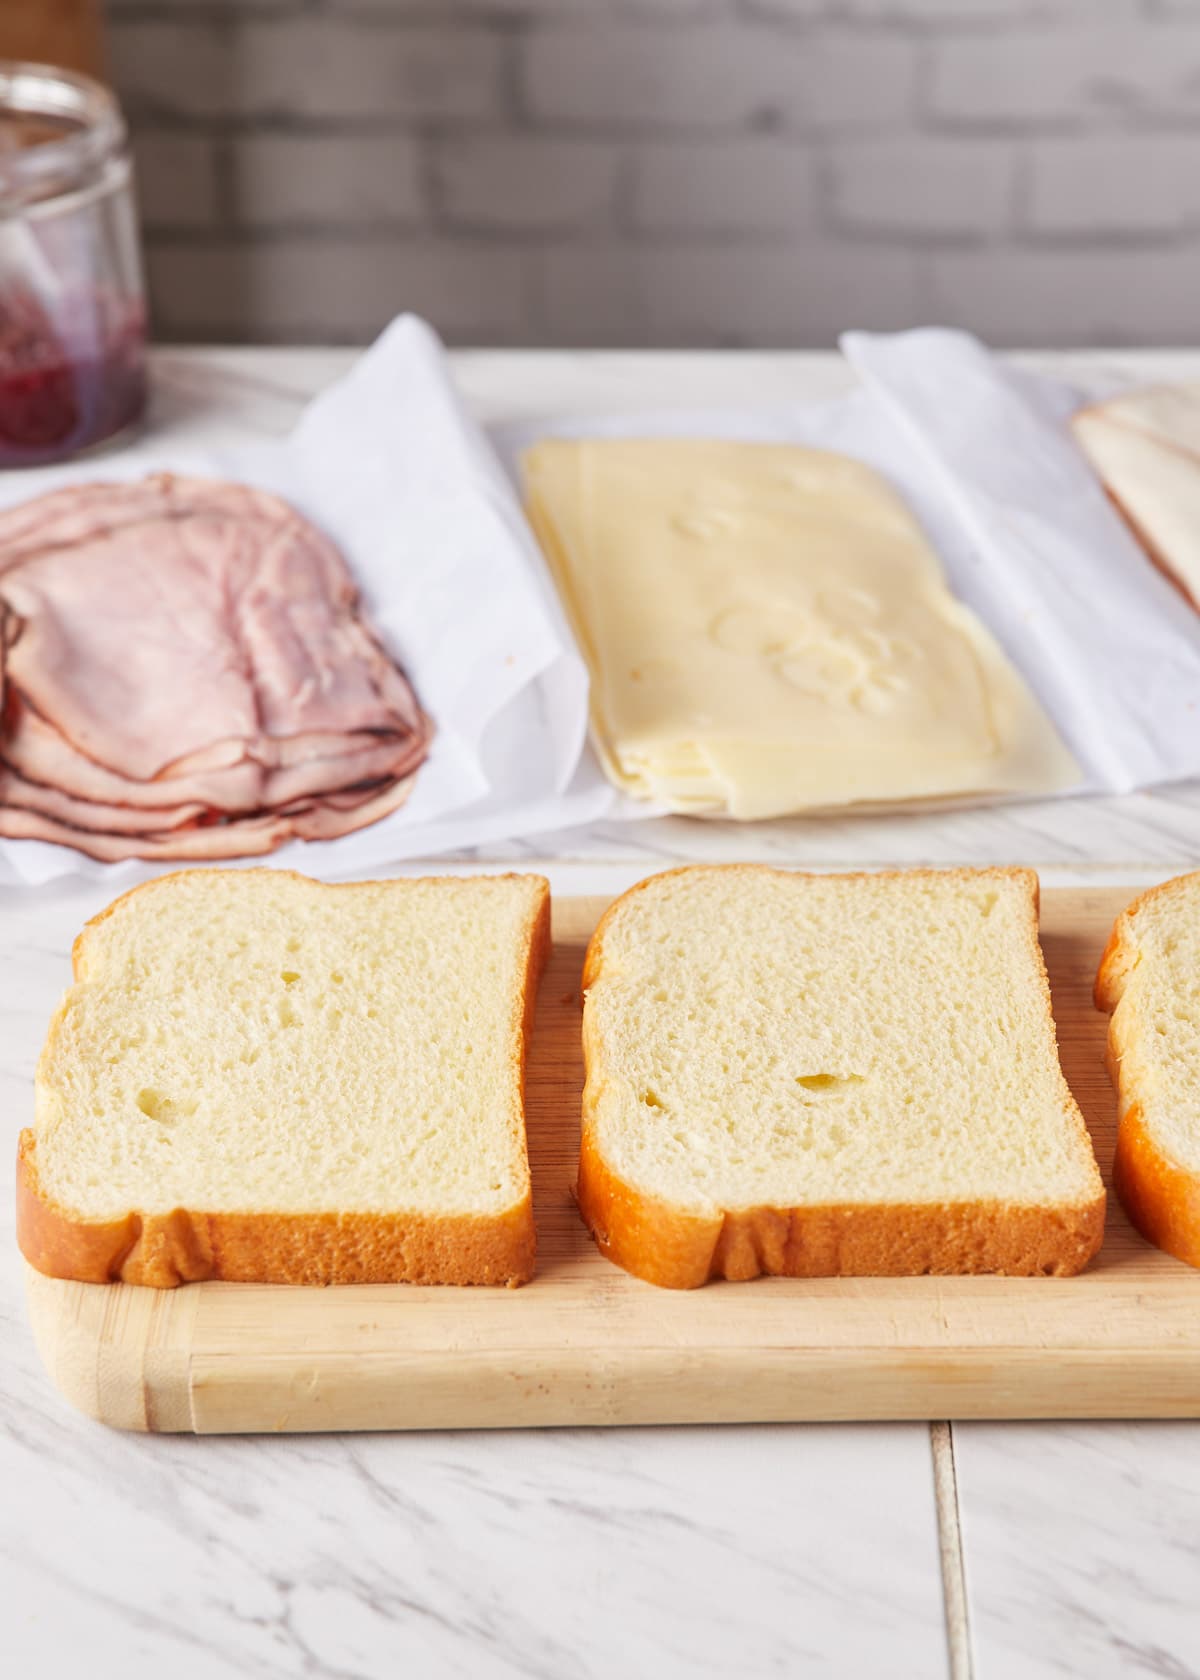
[0,62,147,467]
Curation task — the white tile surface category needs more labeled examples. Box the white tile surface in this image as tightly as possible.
[953,1421,1200,1680]
[0,1405,947,1680]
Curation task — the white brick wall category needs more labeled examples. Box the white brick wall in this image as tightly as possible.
[632,141,817,234]
[830,139,1015,235]
[228,137,424,231]
[1026,136,1200,236]
[435,137,620,232]
[928,23,1200,128]
[108,0,1200,346]
[146,240,531,339]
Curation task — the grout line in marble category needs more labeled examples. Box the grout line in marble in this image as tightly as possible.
[931,1422,974,1680]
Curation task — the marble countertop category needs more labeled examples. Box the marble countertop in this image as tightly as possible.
[3,346,1199,1680]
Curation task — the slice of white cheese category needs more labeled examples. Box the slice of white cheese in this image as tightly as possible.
[523,437,1079,818]
[1073,384,1200,608]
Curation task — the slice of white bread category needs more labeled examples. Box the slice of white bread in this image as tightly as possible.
[578,865,1104,1287]
[1072,383,1200,608]
[1095,873,1200,1268]
[17,868,550,1288]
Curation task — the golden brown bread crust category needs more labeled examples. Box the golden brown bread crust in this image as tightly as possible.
[17,869,551,1288]
[1112,1102,1200,1271]
[578,864,1105,1288]
[16,1130,538,1287]
[1095,872,1200,1270]
[578,1125,1105,1287]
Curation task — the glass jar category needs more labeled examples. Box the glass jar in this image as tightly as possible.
[0,62,147,467]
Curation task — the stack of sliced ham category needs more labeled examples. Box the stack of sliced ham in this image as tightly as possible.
[0,473,432,860]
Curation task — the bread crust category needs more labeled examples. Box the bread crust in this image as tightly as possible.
[17,869,551,1288]
[1095,871,1200,1269]
[578,864,1105,1287]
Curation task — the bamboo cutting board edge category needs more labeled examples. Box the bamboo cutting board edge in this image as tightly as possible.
[25,885,1200,1431]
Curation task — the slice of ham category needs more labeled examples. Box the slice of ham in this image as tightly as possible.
[0,474,427,783]
[2,696,265,810]
[0,765,207,834]
[0,774,420,859]
[284,775,419,841]
[0,804,292,862]
[0,476,308,574]
[0,473,433,863]
[2,695,426,814]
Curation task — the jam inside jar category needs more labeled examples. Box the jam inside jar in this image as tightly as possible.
[0,64,148,467]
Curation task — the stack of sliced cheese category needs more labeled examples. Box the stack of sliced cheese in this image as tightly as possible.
[523,438,1078,818]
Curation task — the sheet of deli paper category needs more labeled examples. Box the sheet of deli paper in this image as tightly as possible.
[0,314,612,887]
[492,327,1200,801]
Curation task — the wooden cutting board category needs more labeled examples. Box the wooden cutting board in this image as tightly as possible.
[25,885,1200,1432]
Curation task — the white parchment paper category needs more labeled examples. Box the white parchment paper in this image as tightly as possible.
[3,320,1197,887]
[493,326,1200,801]
[0,315,610,886]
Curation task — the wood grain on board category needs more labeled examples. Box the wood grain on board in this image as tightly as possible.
[25,887,1200,1433]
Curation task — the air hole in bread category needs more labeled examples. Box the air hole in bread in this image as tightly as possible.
[135,1087,194,1125]
[281,970,301,986]
[795,1073,864,1093]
